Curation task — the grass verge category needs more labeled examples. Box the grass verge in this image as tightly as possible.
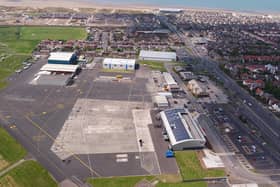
[87,176,154,187]
[0,160,57,187]
[0,127,26,171]
[138,60,167,72]
[87,175,207,187]
[175,151,225,180]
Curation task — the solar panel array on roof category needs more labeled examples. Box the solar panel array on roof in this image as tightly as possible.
[164,109,190,141]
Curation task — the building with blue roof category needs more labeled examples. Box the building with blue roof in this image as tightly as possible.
[160,108,206,150]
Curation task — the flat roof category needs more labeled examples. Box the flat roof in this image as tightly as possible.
[163,72,177,86]
[40,64,79,73]
[48,52,75,61]
[154,95,168,104]
[103,58,136,65]
[159,8,183,12]
[139,50,176,60]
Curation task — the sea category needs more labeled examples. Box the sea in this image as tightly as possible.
[84,0,280,13]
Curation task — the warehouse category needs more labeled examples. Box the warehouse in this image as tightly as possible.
[160,108,206,150]
[154,95,169,108]
[103,58,136,70]
[139,50,176,62]
[187,79,209,97]
[163,72,180,91]
[40,64,79,74]
[48,52,77,64]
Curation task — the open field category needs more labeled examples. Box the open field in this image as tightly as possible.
[0,127,26,171]
[138,60,167,72]
[175,151,225,180]
[87,175,207,187]
[0,26,87,89]
[0,160,57,187]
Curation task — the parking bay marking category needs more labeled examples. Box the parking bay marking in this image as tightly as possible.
[116,154,128,163]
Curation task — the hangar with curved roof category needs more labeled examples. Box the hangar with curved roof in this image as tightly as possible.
[160,108,206,150]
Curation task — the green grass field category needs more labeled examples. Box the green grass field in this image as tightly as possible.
[138,60,167,72]
[175,151,225,180]
[0,26,87,89]
[0,127,26,171]
[87,175,207,187]
[87,176,154,187]
[0,160,57,187]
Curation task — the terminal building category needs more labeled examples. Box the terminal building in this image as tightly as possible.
[103,58,136,70]
[139,50,176,62]
[48,52,77,65]
[160,108,206,150]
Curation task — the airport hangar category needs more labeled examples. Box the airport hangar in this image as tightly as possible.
[48,52,77,64]
[160,108,206,150]
[40,64,80,74]
[139,50,177,62]
[103,58,136,70]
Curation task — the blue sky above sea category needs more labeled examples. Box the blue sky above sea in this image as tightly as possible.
[84,0,280,13]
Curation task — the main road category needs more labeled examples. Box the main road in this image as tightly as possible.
[158,12,280,184]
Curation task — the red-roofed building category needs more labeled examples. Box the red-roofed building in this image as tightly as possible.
[243,79,265,89]
[245,65,266,73]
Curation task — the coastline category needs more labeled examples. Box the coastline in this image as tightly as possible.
[0,0,279,15]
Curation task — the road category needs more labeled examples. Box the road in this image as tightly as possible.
[158,13,280,184]
[161,12,280,155]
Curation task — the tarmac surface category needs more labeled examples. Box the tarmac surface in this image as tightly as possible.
[0,58,177,183]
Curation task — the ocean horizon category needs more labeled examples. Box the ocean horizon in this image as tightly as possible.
[83,0,280,13]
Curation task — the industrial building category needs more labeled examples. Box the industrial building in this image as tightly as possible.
[163,72,180,91]
[159,8,183,14]
[139,50,176,62]
[40,64,79,74]
[187,79,209,97]
[103,58,136,70]
[179,72,197,81]
[160,108,206,150]
[154,95,169,108]
[48,52,77,64]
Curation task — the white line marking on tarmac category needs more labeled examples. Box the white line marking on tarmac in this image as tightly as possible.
[116,158,128,163]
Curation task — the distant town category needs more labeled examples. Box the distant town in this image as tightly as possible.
[0,5,280,187]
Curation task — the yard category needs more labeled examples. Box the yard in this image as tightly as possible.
[0,127,26,171]
[0,26,87,89]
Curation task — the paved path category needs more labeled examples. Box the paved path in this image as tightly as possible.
[0,159,25,177]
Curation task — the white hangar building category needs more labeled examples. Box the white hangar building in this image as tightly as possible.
[103,58,136,70]
[160,108,206,150]
[139,50,177,62]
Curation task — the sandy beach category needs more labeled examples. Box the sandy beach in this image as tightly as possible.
[0,0,276,16]
[0,0,156,11]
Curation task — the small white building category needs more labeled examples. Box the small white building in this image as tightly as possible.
[160,108,206,150]
[103,58,135,70]
[154,95,169,108]
[139,50,176,62]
